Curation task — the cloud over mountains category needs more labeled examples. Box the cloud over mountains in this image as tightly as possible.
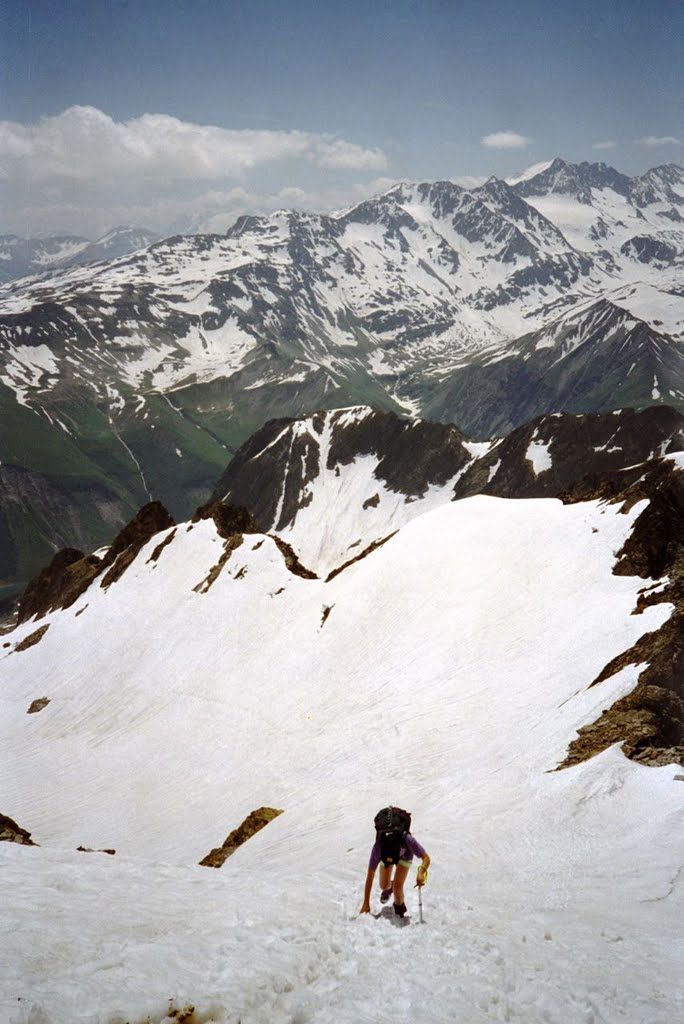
[0,106,388,237]
[0,106,388,183]
[481,130,532,150]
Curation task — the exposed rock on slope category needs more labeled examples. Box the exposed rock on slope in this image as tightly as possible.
[210,406,474,576]
[0,812,36,845]
[453,406,684,500]
[192,501,261,538]
[559,456,684,768]
[200,807,284,868]
[17,501,175,623]
[210,404,684,578]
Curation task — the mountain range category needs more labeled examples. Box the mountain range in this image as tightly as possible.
[0,227,160,285]
[1,158,683,591]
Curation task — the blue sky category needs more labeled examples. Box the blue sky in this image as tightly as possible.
[1,0,682,236]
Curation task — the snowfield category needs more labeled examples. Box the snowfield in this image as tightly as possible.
[2,495,684,1023]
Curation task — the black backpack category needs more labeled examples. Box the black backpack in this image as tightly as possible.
[374,806,411,867]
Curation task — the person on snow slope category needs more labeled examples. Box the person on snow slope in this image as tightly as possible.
[360,806,430,918]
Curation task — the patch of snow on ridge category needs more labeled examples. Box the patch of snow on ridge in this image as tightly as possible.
[663,451,684,471]
[463,439,495,459]
[526,435,553,475]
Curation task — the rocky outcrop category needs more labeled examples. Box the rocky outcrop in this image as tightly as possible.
[325,531,398,582]
[558,457,684,769]
[453,406,684,501]
[27,697,50,714]
[16,501,175,623]
[14,624,50,651]
[99,501,176,588]
[0,813,36,845]
[17,549,101,623]
[199,807,284,867]
[271,537,318,580]
[192,501,261,539]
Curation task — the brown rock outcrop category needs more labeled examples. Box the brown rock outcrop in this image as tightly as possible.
[0,813,36,846]
[200,806,283,868]
[192,501,260,539]
[557,458,684,769]
[16,501,175,623]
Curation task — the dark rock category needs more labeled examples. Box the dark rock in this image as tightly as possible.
[16,500,175,621]
[14,624,50,652]
[271,537,318,579]
[17,548,99,624]
[557,457,684,770]
[192,535,244,594]
[192,501,260,539]
[455,406,684,502]
[0,812,36,845]
[99,501,176,589]
[27,697,50,714]
[325,532,398,582]
[212,408,471,533]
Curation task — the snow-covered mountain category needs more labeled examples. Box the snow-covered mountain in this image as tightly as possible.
[211,404,684,576]
[0,227,160,284]
[2,160,684,590]
[2,433,684,1022]
[514,159,684,272]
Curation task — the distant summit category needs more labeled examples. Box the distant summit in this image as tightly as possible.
[0,226,160,284]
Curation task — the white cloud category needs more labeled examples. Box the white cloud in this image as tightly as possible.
[314,139,387,171]
[591,140,617,151]
[481,130,532,150]
[0,106,388,185]
[637,135,681,147]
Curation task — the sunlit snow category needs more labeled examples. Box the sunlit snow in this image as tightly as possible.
[2,493,682,1023]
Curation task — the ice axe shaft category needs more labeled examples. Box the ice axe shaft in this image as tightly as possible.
[418,884,425,924]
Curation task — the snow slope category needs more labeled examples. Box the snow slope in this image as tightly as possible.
[2,492,684,1023]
